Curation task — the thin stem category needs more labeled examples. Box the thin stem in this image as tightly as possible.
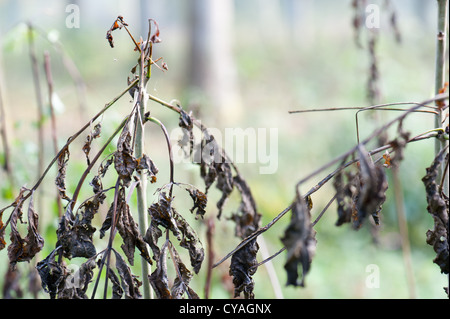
[44,51,62,217]
[28,22,45,215]
[435,0,449,195]
[146,116,174,197]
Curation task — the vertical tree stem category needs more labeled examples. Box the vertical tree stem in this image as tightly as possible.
[435,0,449,194]
[28,23,45,215]
[135,47,151,299]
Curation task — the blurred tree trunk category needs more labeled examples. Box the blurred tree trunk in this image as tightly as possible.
[187,0,242,125]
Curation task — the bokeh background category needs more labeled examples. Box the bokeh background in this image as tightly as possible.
[0,0,448,298]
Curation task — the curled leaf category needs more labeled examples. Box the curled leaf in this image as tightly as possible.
[186,187,207,219]
[422,148,449,274]
[230,175,261,238]
[8,192,44,266]
[114,124,137,186]
[149,239,171,299]
[113,249,143,299]
[229,238,259,299]
[36,247,69,299]
[55,146,71,202]
[281,192,316,287]
[354,144,388,228]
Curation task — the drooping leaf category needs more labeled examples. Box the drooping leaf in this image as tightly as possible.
[8,193,44,266]
[56,204,96,260]
[229,238,259,299]
[354,144,388,229]
[114,124,137,187]
[281,192,317,287]
[149,239,171,299]
[100,187,152,266]
[169,241,199,299]
[422,148,449,275]
[58,258,96,299]
[230,175,261,238]
[113,249,143,299]
[334,170,359,226]
[55,146,71,202]
[172,209,204,274]
[36,247,69,299]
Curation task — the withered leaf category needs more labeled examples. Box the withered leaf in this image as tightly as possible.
[196,133,234,219]
[8,193,44,266]
[172,209,204,274]
[149,239,171,299]
[334,170,359,226]
[147,192,204,273]
[82,123,102,166]
[354,144,388,229]
[281,192,317,287]
[137,154,159,183]
[114,124,137,186]
[58,258,96,299]
[229,238,259,299]
[100,187,152,266]
[422,149,449,274]
[186,187,207,219]
[55,146,71,202]
[0,209,6,251]
[36,248,69,299]
[113,249,142,299]
[230,175,261,238]
[56,205,96,260]
[169,242,199,299]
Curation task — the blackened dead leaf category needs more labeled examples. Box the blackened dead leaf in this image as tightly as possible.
[101,187,152,266]
[197,133,234,219]
[36,247,69,299]
[281,192,317,287]
[229,238,259,299]
[334,170,359,226]
[172,209,204,274]
[354,144,388,229]
[58,258,96,299]
[230,175,261,238]
[147,192,204,273]
[56,204,96,259]
[149,239,171,299]
[114,124,137,187]
[422,148,449,274]
[169,241,199,299]
[113,249,142,298]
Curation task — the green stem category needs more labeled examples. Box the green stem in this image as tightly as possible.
[135,48,151,299]
[435,0,449,194]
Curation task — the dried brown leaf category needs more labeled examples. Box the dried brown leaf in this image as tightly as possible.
[281,192,316,287]
[422,149,449,274]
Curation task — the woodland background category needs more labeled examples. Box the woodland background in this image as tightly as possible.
[0,0,448,298]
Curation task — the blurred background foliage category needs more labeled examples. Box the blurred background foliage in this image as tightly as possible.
[0,0,448,298]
